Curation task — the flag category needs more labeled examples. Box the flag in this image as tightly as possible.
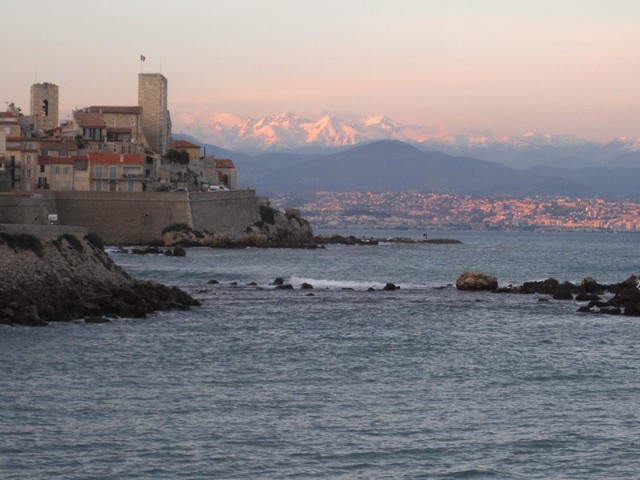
[140,55,146,61]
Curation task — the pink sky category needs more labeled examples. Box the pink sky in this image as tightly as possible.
[2,0,639,142]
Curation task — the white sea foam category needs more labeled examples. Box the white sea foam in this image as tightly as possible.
[288,276,427,291]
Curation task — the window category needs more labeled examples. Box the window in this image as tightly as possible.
[39,165,45,173]
[95,179,103,191]
[26,155,33,164]
[127,181,135,192]
[95,166,103,178]
[109,166,117,178]
[64,180,72,190]
[54,166,60,174]
[25,169,32,178]
[63,167,70,174]
[53,180,61,190]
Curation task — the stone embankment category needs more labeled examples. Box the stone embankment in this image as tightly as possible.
[456,270,640,316]
[0,226,199,327]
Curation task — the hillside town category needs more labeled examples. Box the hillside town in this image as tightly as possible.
[0,75,236,194]
[289,191,640,232]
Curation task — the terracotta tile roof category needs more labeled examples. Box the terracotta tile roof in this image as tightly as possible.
[174,140,200,149]
[86,153,144,165]
[73,111,106,127]
[215,159,235,169]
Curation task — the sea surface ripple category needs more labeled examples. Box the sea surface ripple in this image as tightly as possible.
[2,230,640,479]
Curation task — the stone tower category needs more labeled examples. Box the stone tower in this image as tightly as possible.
[30,82,59,132]
[138,73,169,154]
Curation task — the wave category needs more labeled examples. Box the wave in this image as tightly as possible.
[288,276,427,291]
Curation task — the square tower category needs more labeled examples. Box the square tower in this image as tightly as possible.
[138,73,169,155]
[30,82,59,132]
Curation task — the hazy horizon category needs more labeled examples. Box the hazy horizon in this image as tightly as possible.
[3,0,640,143]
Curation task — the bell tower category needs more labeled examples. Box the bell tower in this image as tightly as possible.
[30,82,59,132]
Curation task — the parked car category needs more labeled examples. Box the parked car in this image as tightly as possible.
[208,185,230,192]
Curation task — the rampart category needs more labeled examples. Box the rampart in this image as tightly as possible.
[0,190,261,245]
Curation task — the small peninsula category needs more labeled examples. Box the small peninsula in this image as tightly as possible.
[0,225,199,326]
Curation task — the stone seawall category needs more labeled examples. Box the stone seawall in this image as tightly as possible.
[0,190,262,245]
[0,193,49,225]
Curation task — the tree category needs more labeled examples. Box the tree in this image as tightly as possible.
[163,149,190,165]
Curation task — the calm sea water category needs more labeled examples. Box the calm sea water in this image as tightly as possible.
[2,230,640,479]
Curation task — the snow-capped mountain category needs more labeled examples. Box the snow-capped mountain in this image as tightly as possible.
[175,111,640,168]
[177,111,449,151]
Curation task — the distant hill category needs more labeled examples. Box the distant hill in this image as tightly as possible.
[173,134,640,200]
[250,140,586,196]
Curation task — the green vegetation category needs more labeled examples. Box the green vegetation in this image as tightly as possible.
[162,223,192,235]
[59,234,84,253]
[85,232,104,250]
[163,149,190,165]
[0,232,44,257]
[259,205,278,225]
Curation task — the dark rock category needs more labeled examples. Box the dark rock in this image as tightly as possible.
[383,283,399,291]
[342,287,354,291]
[575,292,600,302]
[599,307,622,315]
[272,277,285,286]
[577,305,592,313]
[456,271,498,291]
[208,279,220,284]
[84,316,110,324]
[172,246,186,257]
[552,284,574,300]
[367,287,376,292]
[247,282,258,286]
[578,277,604,294]
[301,283,314,290]
[14,308,48,327]
[164,249,173,256]
[276,284,294,290]
[520,278,559,295]
[131,246,162,255]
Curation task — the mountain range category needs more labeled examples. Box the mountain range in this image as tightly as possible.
[178,136,640,201]
[177,111,640,169]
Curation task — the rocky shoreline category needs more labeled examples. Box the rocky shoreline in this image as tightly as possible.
[313,234,462,246]
[0,230,199,327]
[456,271,640,316]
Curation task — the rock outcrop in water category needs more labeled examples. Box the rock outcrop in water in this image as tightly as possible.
[162,207,316,249]
[456,270,640,316]
[0,229,199,327]
[456,271,499,291]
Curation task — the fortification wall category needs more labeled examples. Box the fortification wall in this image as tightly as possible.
[0,194,49,225]
[189,191,261,237]
[1,190,262,245]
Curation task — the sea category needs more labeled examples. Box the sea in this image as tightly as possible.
[2,229,640,479]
